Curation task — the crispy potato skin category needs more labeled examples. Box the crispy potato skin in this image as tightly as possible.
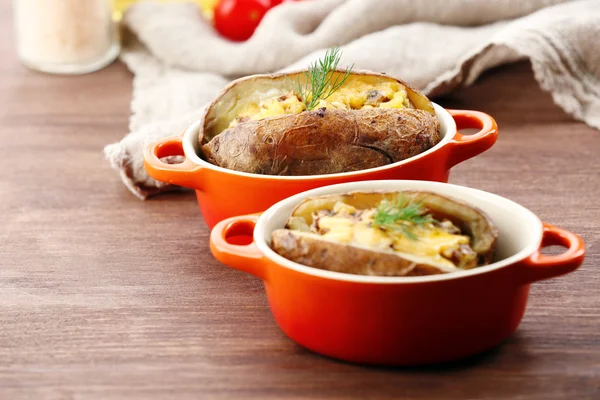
[199,69,436,145]
[271,229,450,276]
[270,190,498,277]
[202,108,440,176]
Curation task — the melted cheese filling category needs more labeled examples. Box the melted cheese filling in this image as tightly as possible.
[229,78,412,128]
[306,202,473,269]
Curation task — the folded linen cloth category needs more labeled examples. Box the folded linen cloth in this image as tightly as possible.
[104,0,600,199]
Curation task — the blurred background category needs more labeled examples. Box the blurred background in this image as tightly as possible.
[113,0,219,19]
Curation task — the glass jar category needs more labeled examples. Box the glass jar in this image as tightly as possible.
[12,0,120,75]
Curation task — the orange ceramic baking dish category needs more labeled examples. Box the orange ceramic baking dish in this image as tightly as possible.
[144,104,498,228]
[209,180,585,366]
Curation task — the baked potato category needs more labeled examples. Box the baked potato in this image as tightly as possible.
[199,70,440,176]
[270,191,498,276]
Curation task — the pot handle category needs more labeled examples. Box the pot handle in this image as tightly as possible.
[143,135,205,189]
[520,223,585,284]
[447,109,498,168]
[210,214,267,281]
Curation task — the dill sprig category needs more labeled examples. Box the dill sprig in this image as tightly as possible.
[372,195,435,240]
[297,47,354,110]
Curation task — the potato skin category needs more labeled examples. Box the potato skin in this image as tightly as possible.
[199,69,437,145]
[270,229,455,276]
[202,108,440,176]
[270,190,498,277]
[290,190,498,264]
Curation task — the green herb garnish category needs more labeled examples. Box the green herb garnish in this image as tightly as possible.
[372,195,436,240]
[297,47,354,111]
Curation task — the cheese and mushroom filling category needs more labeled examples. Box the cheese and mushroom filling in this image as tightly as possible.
[288,201,478,270]
[229,78,413,128]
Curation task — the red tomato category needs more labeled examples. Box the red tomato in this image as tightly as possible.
[214,0,283,42]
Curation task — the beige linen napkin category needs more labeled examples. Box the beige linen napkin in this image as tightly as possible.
[104,0,600,199]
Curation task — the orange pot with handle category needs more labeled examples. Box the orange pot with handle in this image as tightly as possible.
[209,180,585,366]
[144,104,498,228]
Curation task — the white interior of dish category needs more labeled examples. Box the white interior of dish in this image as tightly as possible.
[254,180,543,283]
[182,103,456,180]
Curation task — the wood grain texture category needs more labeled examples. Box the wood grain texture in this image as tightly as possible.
[1,6,599,400]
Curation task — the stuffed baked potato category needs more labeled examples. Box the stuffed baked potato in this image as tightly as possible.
[199,63,441,175]
[270,191,498,276]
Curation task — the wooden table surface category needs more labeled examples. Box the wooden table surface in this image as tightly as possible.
[1,9,599,400]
